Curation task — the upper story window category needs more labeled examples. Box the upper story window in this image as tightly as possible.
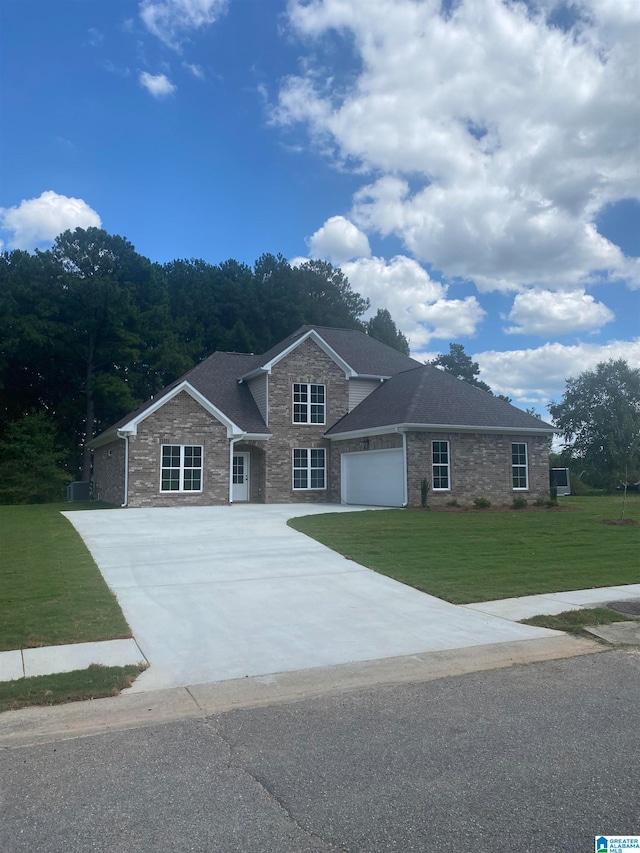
[161,444,202,492]
[293,383,325,424]
[432,440,450,490]
[511,442,528,490]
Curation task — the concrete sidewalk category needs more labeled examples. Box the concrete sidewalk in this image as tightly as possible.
[0,639,145,683]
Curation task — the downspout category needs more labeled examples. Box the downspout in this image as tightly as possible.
[116,430,130,507]
[396,427,408,507]
[228,435,244,504]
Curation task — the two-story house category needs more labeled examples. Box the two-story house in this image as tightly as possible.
[90,325,555,508]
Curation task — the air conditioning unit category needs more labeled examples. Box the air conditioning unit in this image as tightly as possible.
[67,481,91,501]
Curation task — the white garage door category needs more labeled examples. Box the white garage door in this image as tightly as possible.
[341,448,405,507]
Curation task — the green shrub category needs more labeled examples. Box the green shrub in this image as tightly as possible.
[546,498,559,507]
[533,498,546,507]
[421,478,430,508]
[447,499,459,507]
[473,497,491,508]
[512,496,527,509]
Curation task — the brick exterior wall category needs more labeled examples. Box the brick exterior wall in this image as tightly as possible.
[263,338,348,503]
[127,391,230,507]
[92,438,126,505]
[406,431,550,507]
[328,432,403,502]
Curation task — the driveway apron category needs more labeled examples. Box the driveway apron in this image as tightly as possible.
[64,505,556,692]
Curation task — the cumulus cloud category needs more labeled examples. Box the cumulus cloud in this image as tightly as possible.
[504,289,615,336]
[308,216,371,265]
[140,0,228,49]
[279,0,640,292]
[139,71,176,97]
[0,191,101,251]
[340,255,485,350]
[475,339,640,406]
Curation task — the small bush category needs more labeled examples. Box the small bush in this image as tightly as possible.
[546,498,559,507]
[421,478,430,508]
[512,496,527,509]
[533,498,546,507]
[473,497,491,508]
[447,499,459,507]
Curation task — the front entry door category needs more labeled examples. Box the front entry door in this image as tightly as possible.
[232,452,250,502]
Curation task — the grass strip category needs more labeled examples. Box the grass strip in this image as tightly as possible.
[0,664,145,713]
[289,495,640,604]
[521,608,632,632]
[0,502,130,651]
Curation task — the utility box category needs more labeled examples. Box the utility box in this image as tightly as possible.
[67,481,91,502]
[550,468,571,496]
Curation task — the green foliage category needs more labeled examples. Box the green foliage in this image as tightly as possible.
[533,498,546,507]
[473,497,492,508]
[447,499,459,507]
[549,359,640,490]
[367,308,410,355]
[512,496,527,509]
[431,343,492,392]
[0,413,71,504]
[421,478,429,507]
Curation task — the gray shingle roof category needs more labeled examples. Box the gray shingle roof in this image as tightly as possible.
[249,325,420,377]
[325,364,555,435]
[92,351,268,444]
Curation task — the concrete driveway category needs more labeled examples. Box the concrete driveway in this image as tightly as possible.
[65,505,556,692]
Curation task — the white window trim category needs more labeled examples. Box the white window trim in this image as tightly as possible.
[432,440,451,491]
[292,382,326,426]
[160,444,203,493]
[511,442,529,490]
[292,447,327,491]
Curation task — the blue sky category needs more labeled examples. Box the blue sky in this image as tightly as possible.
[1,0,638,415]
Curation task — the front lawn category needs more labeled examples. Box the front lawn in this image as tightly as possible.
[0,502,130,651]
[289,495,640,604]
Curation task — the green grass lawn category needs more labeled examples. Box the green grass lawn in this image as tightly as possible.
[0,502,130,651]
[521,607,631,632]
[289,495,640,604]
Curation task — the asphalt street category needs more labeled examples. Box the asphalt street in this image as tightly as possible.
[1,649,639,853]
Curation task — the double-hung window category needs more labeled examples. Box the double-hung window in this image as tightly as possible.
[432,440,450,490]
[161,445,203,492]
[293,383,325,424]
[511,443,528,490]
[293,448,326,490]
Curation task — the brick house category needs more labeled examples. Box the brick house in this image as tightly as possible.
[90,325,555,508]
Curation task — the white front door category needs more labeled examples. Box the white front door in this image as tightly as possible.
[232,452,250,502]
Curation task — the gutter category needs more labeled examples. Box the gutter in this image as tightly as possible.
[116,429,132,507]
[396,427,408,507]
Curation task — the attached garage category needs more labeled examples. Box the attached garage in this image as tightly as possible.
[341,448,405,507]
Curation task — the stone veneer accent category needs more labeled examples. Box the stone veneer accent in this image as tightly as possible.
[127,391,230,507]
[263,337,348,503]
[406,431,550,507]
[92,438,126,505]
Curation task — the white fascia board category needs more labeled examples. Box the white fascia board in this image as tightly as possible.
[353,374,391,381]
[241,330,357,379]
[327,422,556,440]
[240,433,272,441]
[120,381,244,438]
[90,431,124,449]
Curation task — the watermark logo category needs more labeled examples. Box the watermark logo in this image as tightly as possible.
[595,838,640,852]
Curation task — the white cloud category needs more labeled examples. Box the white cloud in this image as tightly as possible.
[340,255,485,349]
[183,62,205,79]
[140,0,228,49]
[0,191,101,251]
[280,0,640,292]
[504,289,615,336]
[139,71,176,97]
[475,338,640,407]
[308,216,371,265]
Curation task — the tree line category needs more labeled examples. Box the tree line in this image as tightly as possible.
[0,227,408,500]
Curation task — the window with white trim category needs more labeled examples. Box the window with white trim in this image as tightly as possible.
[293,448,326,490]
[161,445,203,492]
[511,443,528,490]
[293,383,325,424]
[432,441,450,490]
